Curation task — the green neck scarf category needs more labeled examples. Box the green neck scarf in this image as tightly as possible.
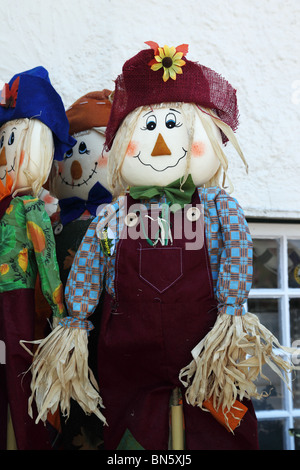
[129,174,196,210]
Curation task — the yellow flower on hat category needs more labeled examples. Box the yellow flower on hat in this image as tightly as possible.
[147,42,188,82]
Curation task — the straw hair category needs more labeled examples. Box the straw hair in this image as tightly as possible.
[11,118,54,197]
[195,106,248,191]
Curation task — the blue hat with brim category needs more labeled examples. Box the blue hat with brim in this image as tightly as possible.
[0,66,76,160]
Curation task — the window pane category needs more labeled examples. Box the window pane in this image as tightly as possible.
[288,240,300,288]
[292,371,300,409]
[290,298,300,408]
[249,300,285,411]
[257,419,285,450]
[253,239,280,288]
[290,298,300,345]
[291,418,300,450]
[253,364,284,411]
[248,298,280,340]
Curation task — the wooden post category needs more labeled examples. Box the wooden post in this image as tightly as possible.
[171,387,184,450]
[7,406,17,450]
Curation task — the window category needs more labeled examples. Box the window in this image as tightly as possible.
[248,222,300,450]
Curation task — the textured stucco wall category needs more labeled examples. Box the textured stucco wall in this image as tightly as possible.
[1,0,299,218]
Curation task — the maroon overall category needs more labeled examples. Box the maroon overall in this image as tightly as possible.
[97,192,258,450]
[0,196,52,450]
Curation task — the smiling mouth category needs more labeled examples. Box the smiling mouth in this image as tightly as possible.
[59,162,98,188]
[133,148,187,172]
[0,157,16,181]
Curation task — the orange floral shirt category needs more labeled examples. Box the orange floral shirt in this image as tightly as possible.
[0,195,65,319]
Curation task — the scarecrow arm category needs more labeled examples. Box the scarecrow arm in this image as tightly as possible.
[63,217,105,329]
[215,189,253,317]
[180,189,298,431]
[26,216,107,425]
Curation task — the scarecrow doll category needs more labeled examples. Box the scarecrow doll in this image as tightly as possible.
[49,89,113,287]
[0,66,74,449]
[47,90,113,449]
[27,43,298,450]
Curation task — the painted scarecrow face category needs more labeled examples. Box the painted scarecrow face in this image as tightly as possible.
[50,129,109,201]
[120,104,221,188]
[0,119,24,185]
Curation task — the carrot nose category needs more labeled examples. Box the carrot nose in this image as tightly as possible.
[70,160,83,180]
[151,133,171,157]
[0,146,7,166]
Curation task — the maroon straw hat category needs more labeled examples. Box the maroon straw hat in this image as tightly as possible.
[105,41,239,150]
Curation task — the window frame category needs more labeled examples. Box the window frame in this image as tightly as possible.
[248,221,300,450]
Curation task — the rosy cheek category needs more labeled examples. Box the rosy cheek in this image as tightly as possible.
[43,193,56,204]
[126,140,139,157]
[191,141,205,157]
[19,150,25,167]
[97,154,108,167]
[57,161,64,173]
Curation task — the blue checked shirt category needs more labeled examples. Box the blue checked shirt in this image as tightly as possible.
[63,187,253,330]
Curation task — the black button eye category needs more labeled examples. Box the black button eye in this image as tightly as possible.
[166,119,175,129]
[8,131,14,145]
[79,141,88,154]
[146,115,157,131]
[0,136,4,148]
[165,112,176,129]
[147,121,156,130]
[65,149,73,159]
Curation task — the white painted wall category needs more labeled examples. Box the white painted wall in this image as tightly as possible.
[1,0,299,218]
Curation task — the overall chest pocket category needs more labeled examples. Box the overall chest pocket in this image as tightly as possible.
[138,246,183,294]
